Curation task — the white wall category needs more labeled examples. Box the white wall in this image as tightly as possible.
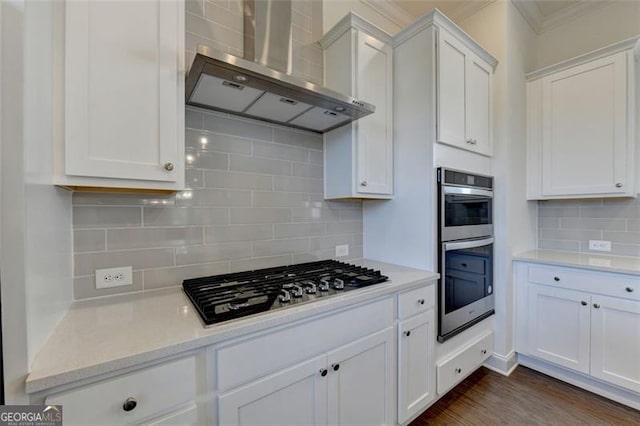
[535,1,640,70]
[0,0,72,403]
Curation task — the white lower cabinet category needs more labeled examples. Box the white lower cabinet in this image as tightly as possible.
[44,354,202,426]
[516,261,640,397]
[436,332,493,395]
[218,355,328,426]
[527,285,591,373]
[397,311,435,424]
[218,327,394,426]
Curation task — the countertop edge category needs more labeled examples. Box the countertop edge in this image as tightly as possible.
[26,267,438,394]
[513,250,640,276]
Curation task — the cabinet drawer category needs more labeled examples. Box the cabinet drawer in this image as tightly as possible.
[446,253,486,274]
[528,265,640,301]
[45,355,197,426]
[216,297,393,391]
[398,284,435,319]
[436,331,493,395]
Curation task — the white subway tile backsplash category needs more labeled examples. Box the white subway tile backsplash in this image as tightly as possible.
[253,140,309,163]
[175,188,252,207]
[230,207,292,224]
[204,112,274,141]
[75,248,175,277]
[73,206,142,228]
[274,128,322,150]
[204,170,274,190]
[107,227,203,250]
[292,162,323,178]
[230,154,292,176]
[229,255,293,273]
[274,175,323,193]
[252,238,309,256]
[292,207,341,223]
[538,198,640,257]
[186,150,229,170]
[252,191,309,208]
[143,207,229,226]
[203,1,242,32]
[176,242,252,265]
[186,129,252,154]
[143,262,229,290]
[274,223,326,238]
[74,230,106,253]
[205,224,273,243]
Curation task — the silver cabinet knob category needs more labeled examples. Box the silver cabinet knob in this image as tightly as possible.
[417,299,425,305]
[466,138,474,144]
[615,183,623,188]
[626,287,634,293]
[593,303,601,309]
[164,162,174,171]
[581,301,587,306]
[455,367,462,374]
[360,181,367,187]
[404,331,411,337]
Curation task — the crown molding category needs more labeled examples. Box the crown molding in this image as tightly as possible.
[359,0,414,30]
[513,0,615,35]
[526,36,640,80]
[319,11,393,48]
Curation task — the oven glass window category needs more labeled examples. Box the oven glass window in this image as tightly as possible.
[444,195,492,227]
[444,243,493,314]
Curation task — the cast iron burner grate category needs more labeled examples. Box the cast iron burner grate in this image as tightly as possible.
[183,260,388,326]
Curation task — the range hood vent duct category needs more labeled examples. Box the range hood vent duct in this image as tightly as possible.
[185,0,375,134]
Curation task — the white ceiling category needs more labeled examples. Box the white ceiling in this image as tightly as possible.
[389,0,609,33]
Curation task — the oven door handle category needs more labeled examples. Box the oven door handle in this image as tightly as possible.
[444,237,494,251]
[443,186,493,198]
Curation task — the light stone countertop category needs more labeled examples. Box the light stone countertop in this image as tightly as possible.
[26,260,438,394]
[514,249,640,276]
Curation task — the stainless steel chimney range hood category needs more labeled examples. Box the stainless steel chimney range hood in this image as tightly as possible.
[186,48,375,134]
[185,0,375,134]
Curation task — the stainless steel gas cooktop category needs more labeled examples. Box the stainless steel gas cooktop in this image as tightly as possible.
[182,260,388,326]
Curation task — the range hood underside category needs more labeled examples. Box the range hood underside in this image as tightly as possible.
[185,51,375,134]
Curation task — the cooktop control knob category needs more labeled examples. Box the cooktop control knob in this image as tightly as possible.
[279,289,291,303]
[319,278,330,292]
[304,282,317,294]
[334,278,345,290]
[292,284,304,298]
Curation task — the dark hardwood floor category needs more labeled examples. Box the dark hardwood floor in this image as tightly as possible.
[411,366,640,425]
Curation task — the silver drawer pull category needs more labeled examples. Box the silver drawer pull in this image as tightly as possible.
[626,287,634,293]
[123,397,137,412]
[417,299,425,305]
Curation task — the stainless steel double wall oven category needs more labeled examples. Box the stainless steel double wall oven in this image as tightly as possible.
[437,168,495,342]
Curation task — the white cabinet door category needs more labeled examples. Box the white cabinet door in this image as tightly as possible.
[437,29,467,149]
[64,0,184,187]
[437,28,493,157]
[527,285,591,373]
[397,311,435,425]
[466,53,492,156]
[540,51,631,196]
[327,327,394,426]
[218,355,328,426]
[355,32,393,196]
[590,295,640,392]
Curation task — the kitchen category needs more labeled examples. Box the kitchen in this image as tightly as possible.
[0,0,638,424]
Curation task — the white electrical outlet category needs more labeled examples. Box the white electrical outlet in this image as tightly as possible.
[96,266,133,289]
[335,244,349,257]
[588,240,612,252]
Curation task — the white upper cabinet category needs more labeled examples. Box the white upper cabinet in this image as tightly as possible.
[57,0,185,191]
[526,39,638,199]
[321,14,393,199]
[437,27,494,157]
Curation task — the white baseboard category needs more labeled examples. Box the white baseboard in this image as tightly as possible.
[518,354,640,410]
[483,350,518,376]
